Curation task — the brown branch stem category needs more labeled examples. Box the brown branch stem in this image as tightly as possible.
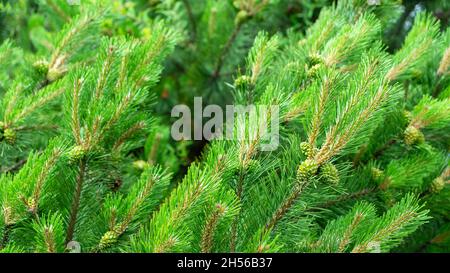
[65,159,87,245]
[182,0,197,42]
[212,22,243,79]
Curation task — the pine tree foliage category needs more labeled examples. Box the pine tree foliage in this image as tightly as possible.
[0,0,449,253]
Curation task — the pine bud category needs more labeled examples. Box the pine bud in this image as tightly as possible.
[403,110,413,123]
[47,67,65,82]
[307,53,324,66]
[404,125,425,146]
[307,64,321,78]
[3,128,16,144]
[371,167,384,181]
[296,159,319,183]
[300,142,315,159]
[234,75,252,88]
[101,18,113,29]
[67,145,86,163]
[26,197,37,214]
[133,160,149,170]
[430,177,445,193]
[33,59,49,75]
[320,162,339,185]
[98,230,119,250]
[257,244,270,252]
[141,27,152,40]
[235,10,250,26]
[2,206,13,226]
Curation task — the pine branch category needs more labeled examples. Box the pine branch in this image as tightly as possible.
[338,212,365,252]
[385,12,439,82]
[10,88,64,127]
[28,148,62,215]
[212,22,243,79]
[1,158,28,173]
[94,167,170,252]
[316,64,392,164]
[265,183,305,232]
[201,204,225,253]
[46,0,71,23]
[351,195,429,253]
[65,159,87,245]
[93,45,115,100]
[112,121,146,151]
[32,213,65,253]
[308,73,336,148]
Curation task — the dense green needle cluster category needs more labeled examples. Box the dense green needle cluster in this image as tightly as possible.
[0,0,449,253]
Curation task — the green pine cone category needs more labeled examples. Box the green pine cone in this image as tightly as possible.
[371,167,385,181]
[404,126,425,146]
[297,159,319,183]
[98,230,119,250]
[307,53,324,66]
[47,67,65,82]
[235,10,250,26]
[26,197,37,213]
[300,142,315,159]
[234,75,252,88]
[33,59,49,75]
[430,177,445,193]
[133,160,149,170]
[3,128,16,144]
[67,145,86,163]
[403,110,413,123]
[320,162,339,185]
[307,64,322,78]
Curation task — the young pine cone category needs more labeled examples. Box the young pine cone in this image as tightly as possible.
[371,167,385,181]
[404,126,424,146]
[403,110,413,123]
[235,10,250,26]
[47,67,66,82]
[133,160,149,171]
[297,159,319,183]
[98,230,119,250]
[33,59,49,76]
[320,162,339,185]
[307,53,324,66]
[67,145,87,163]
[234,75,252,88]
[430,177,445,194]
[307,63,322,78]
[300,142,315,159]
[3,128,16,144]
